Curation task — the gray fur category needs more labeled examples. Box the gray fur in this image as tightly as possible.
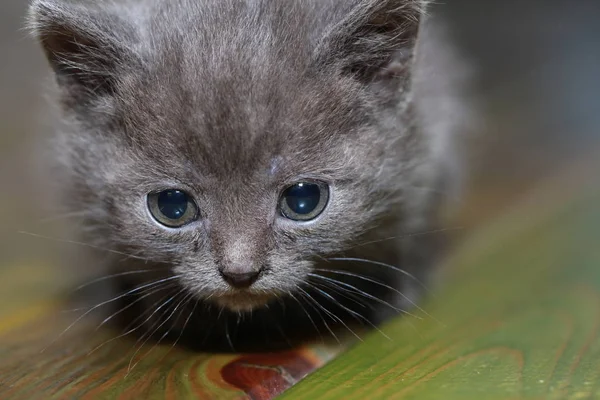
[28,0,469,348]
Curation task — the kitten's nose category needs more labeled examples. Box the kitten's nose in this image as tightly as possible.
[219,269,261,289]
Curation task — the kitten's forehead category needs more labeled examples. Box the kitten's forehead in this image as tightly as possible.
[113,0,377,183]
[123,59,367,182]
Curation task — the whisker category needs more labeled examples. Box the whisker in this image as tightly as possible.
[275,322,293,347]
[18,230,154,262]
[63,281,169,314]
[37,210,91,224]
[125,291,186,374]
[309,281,391,341]
[308,273,422,320]
[74,269,164,292]
[309,280,373,310]
[276,293,287,314]
[169,297,200,351]
[348,226,464,250]
[128,292,194,373]
[326,257,430,292]
[225,318,234,352]
[296,287,340,344]
[42,275,181,353]
[199,318,216,349]
[313,268,442,325]
[300,286,359,342]
[87,289,178,355]
[156,293,195,351]
[131,290,185,346]
[95,283,178,331]
[288,291,323,343]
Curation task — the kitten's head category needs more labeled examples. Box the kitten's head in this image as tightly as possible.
[29,0,430,311]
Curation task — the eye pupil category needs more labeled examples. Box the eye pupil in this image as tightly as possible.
[148,189,198,228]
[157,190,188,220]
[280,182,329,221]
[284,183,321,215]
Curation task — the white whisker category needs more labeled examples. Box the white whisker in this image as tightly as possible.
[308,272,423,321]
[313,269,440,324]
[128,292,194,373]
[18,230,154,262]
[349,226,464,250]
[95,283,178,331]
[288,291,323,342]
[301,285,361,342]
[296,287,340,344]
[42,275,181,353]
[74,269,164,292]
[88,290,176,355]
[169,297,200,351]
[327,257,430,292]
[308,282,390,341]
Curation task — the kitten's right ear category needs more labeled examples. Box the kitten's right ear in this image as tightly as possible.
[313,0,428,84]
[27,0,138,99]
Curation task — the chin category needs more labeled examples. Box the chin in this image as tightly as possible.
[212,291,277,312]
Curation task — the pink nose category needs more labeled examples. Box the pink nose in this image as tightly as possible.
[219,269,261,289]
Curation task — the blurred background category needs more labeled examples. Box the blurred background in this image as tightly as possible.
[0,0,599,279]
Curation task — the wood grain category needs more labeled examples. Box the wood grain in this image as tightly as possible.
[281,157,600,399]
[0,310,340,399]
[1,156,599,399]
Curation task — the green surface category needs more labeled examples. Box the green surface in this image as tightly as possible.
[282,166,600,399]
[1,158,598,399]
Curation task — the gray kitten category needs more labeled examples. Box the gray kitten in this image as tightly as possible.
[28,0,469,350]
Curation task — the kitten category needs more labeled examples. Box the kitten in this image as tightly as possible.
[28,0,469,351]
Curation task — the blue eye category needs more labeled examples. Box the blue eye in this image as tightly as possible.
[280,182,329,221]
[147,189,199,227]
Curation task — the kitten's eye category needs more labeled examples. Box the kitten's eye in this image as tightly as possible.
[147,189,199,228]
[279,182,329,221]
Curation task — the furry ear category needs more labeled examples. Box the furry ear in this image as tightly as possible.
[314,0,428,83]
[27,0,138,100]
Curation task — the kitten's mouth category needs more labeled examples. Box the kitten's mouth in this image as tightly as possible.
[212,291,276,312]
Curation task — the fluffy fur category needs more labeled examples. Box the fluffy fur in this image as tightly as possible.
[28,0,469,350]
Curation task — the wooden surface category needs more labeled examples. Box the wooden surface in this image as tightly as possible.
[0,287,341,399]
[0,154,599,399]
[282,156,600,400]
[0,317,339,399]
[0,304,342,399]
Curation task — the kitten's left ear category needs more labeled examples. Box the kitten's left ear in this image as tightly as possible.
[27,0,140,102]
[314,0,428,83]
